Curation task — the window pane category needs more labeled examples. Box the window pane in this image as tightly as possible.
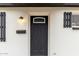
[2,13,5,27]
[0,16,1,26]
[2,28,4,39]
[0,28,1,38]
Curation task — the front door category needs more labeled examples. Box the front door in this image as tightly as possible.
[30,16,48,56]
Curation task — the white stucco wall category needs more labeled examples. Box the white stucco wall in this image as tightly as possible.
[0,7,79,56]
[0,8,29,56]
[50,7,79,56]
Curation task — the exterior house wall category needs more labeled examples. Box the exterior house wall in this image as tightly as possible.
[0,8,29,56]
[50,8,79,56]
[0,7,79,56]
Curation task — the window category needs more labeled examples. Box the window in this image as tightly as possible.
[33,17,46,23]
[0,12,6,42]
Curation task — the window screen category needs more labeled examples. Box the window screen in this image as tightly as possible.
[0,12,6,42]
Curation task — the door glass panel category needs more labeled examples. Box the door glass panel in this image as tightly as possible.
[33,17,45,23]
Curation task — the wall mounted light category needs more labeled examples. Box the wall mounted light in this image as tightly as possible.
[17,16,26,25]
[19,16,24,20]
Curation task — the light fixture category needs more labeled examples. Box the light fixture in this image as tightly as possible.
[17,16,26,25]
[19,16,24,20]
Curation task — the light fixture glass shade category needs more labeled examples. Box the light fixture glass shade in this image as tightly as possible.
[17,16,26,25]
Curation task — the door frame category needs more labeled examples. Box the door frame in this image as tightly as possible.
[28,12,50,56]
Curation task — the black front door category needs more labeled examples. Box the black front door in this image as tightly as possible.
[30,16,48,56]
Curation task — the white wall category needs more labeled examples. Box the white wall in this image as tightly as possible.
[0,8,29,56]
[50,7,79,56]
[6,11,29,56]
[0,7,79,56]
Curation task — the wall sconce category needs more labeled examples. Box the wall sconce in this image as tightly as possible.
[17,16,26,25]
